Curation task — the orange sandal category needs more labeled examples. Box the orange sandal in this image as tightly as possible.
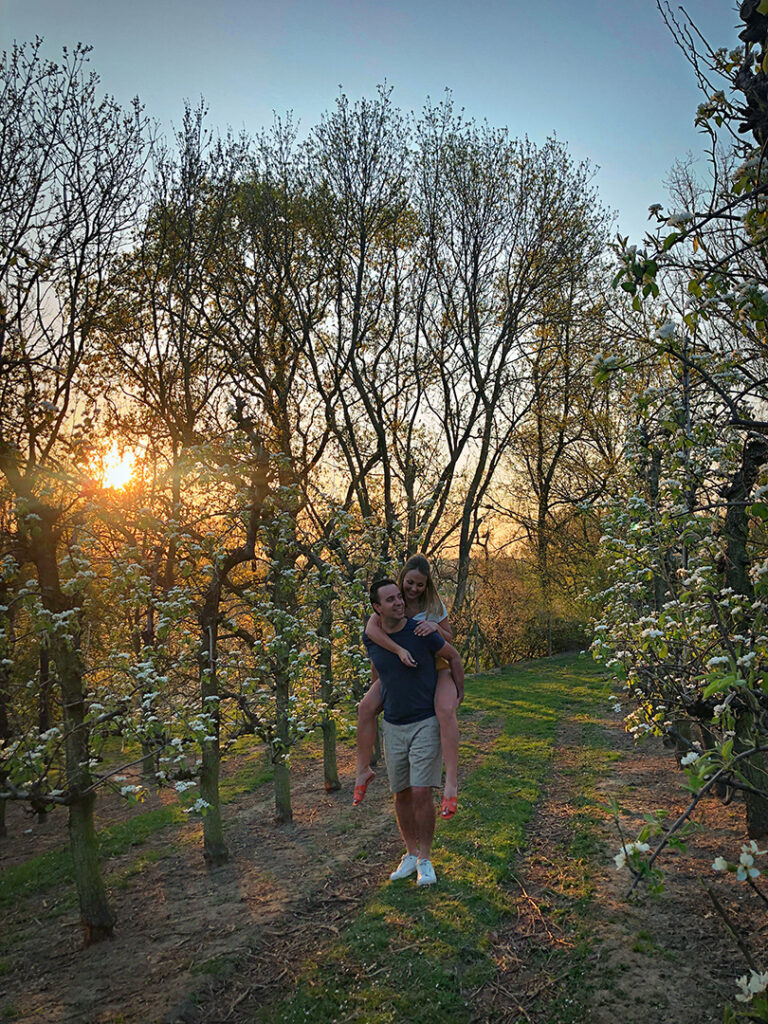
[353,772,374,807]
[441,795,458,820]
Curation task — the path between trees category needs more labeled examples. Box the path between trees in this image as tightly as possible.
[0,656,756,1023]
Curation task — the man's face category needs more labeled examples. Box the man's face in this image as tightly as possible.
[373,583,405,620]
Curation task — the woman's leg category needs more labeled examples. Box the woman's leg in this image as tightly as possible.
[354,680,384,800]
[434,670,460,803]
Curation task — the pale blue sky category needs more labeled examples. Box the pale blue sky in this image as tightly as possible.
[1,0,740,240]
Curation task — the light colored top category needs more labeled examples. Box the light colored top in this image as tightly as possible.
[412,601,448,624]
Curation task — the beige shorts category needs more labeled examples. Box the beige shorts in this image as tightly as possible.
[381,716,443,793]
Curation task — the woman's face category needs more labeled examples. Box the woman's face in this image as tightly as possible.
[402,570,428,604]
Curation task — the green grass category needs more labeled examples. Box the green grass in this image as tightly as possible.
[219,745,274,804]
[255,653,611,1024]
[0,805,187,910]
[0,741,274,911]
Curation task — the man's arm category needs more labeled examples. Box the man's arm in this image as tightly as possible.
[434,641,464,704]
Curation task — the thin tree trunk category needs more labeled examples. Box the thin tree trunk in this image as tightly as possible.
[197,610,227,866]
[0,589,11,838]
[140,577,160,781]
[321,717,340,792]
[38,644,51,734]
[0,667,8,838]
[318,597,340,791]
[273,668,293,823]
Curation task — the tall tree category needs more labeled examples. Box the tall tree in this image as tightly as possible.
[0,41,148,941]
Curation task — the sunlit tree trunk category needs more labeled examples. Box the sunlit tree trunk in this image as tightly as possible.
[318,594,340,792]
[32,516,116,941]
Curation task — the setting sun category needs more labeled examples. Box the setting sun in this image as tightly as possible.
[98,444,136,490]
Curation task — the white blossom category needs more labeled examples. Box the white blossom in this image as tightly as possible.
[735,971,768,1002]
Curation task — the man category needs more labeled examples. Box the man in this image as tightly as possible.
[363,578,465,887]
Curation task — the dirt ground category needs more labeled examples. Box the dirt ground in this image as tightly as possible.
[475,715,763,1024]
[1,706,765,1024]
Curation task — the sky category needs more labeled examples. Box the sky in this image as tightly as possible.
[1,0,742,242]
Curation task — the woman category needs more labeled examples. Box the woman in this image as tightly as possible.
[353,554,461,819]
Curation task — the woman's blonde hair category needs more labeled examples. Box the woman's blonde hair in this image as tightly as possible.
[397,554,444,619]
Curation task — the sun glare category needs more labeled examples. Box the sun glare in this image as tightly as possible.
[99,444,136,490]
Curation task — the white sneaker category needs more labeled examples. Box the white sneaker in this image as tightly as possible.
[390,853,419,880]
[416,858,437,886]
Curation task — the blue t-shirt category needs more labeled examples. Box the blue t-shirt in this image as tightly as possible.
[363,619,445,725]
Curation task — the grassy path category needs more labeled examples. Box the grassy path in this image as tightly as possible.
[253,653,612,1024]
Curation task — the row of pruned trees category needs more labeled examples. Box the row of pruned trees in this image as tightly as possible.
[0,40,617,942]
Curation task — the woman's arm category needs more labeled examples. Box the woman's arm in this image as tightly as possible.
[365,613,417,668]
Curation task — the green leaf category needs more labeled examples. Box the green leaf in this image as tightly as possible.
[702,678,726,699]
[663,231,680,252]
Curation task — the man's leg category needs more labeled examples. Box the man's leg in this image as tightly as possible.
[389,786,421,880]
[393,787,420,856]
[394,786,435,859]
[406,718,442,885]
[411,786,436,859]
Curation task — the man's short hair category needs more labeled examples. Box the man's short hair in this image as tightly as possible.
[370,578,397,607]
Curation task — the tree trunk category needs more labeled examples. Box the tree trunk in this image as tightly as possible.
[0,596,10,837]
[318,595,340,791]
[647,447,667,612]
[723,438,768,600]
[273,669,293,823]
[140,593,160,782]
[24,505,115,939]
[273,756,292,824]
[198,613,228,866]
[322,717,340,792]
[722,438,768,836]
[0,666,8,838]
[735,711,768,838]
[35,644,53,823]
[68,791,116,944]
[58,641,116,941]
[38,644,52,734]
